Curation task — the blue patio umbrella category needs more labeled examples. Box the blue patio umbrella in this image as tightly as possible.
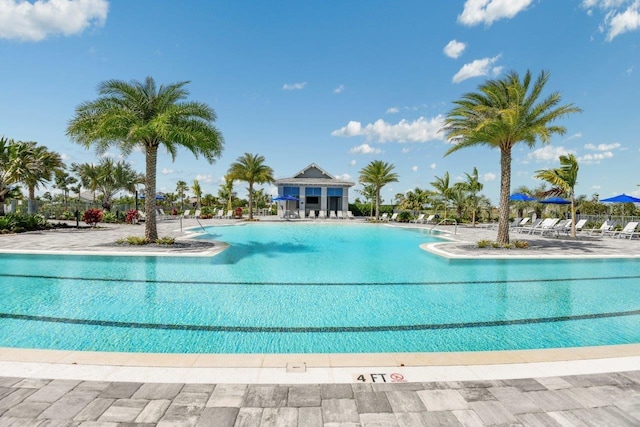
[509,193,536,202]
[139,194,165,200]
[538,196,571,205]
[600,193,640,203]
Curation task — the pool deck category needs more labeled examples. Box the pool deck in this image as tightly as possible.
[1,216,639,425]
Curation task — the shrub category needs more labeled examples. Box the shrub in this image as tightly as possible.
[477,239,492,248]
[102,211,118,223]
[125,209,139,224]
[116,236,150,245]
[513,240,529,249]
[155,236,175,245]
[61,211,75,220]
[397,211,413,222]
[82,208,103,227]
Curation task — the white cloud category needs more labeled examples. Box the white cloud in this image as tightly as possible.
[386,107,400,114]
[581,0,640,41]
[527,145,574,162]
[566,132,583,141]
[335,173,351,180]
[430,163,436,169]
[401,147,411,154]
[195,174,213,183]
[578,152,614,164]
[584,142,621,151]
[349,160,356,166]
[627,65,634,76]
[458,0,533,26]
[483,172,497,182]
[592,185,601,190]
[349,143,382,154]
[333,84,344,94]
[161,168,174,175]
[444,39,466,58]
[412,165,418,172]
[452,55,502,83]
[0,0,108,42]
[331,115,445,143]
[282,82,307,90]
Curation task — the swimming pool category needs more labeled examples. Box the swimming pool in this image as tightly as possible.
[0,222,639,353]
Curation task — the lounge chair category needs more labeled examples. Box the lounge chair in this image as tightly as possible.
[215,209,224,219]
[225,210,234,219]
[329,211,337,219]
[509,217,523,228]
[380,213,389,221]
[586,220,612,236]
[424,214,436,224]
[518,218,544,234]
[318,210,326,219]
[193,209,201,218]
[337,211,344,219]
[182,209,191,218]
[542,218,570,236]
[389,213,398,221]
[606,221,639,239]
[308,210,316,220]
[512,217,530,231]
[346,211,355,220]
[530,218,560,235]
[572,219,588,234]
[411,214,425,223]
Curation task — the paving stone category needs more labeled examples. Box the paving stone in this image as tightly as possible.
[421,382,451,390]
[535,377,574,390]
[488,386,543,414]
[562,387,611,408]
[233,407,262,427]
[99,383,142,399]
[242,385,288,408]
[38,419,84,426]
[3,401,50,418]
[351,383,373,393]
[516,412,563,426]
[395,412,429,427]
[180,384,214,394]
[0,417,46,427]
[260,407,298,427]
[320,384,353,399]
[619,370,640,384]
[0,389,37,411]
[26,380,81,403]
[524,389,584,412]
[297,407,322,427]
[195,407,238,427]
[74,382,111,393]
[134,400,171,423]
[547,410,591,427]
[458,387,496,403]
[157,404,202,426]
[97,399,148,423]
[171,392,208,408]
[459,380,502,389]
[354,392,392,413]
[562,373,620,388]
[451,409,485,427]
[359,412,399,426]
[287,385,320,407]
[0,388,15,401]
[502,378,548,392]
[416,389,469,411]
[321,399,359,423]
[370,382,424,392]
[12,379,51,389]
[132,384,183,400]
[420,410,463,426]
[566,407,640,427]
[468,400,518,425]
[73,398,115,421]
[0,378,22,388]
[76,423,119,427]
[588,385,635,405]
[206,384,246,408]
[384,391,426,413]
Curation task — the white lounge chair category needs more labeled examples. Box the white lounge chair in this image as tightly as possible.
[530,218,560,235]
[389,213,398,221]
[424,214,436,224]
[518,218,543,234]
[337,211,344,219]
[318,210,326,219]
[330,211,337,219]
[411,214,425,223]
[225,210,234,219]
[193,209,201,219]
[346,211,355,220]
[606,221,639,239]
[308,210,316,220]
[586,220,612,236]
[380,213,389,221]
[182,209,191,218]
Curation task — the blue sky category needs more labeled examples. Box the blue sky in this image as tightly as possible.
[1,0,639,204]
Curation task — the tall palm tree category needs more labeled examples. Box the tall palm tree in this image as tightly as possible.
[534,154,580,237]
[430,172,454,221]
[71,162,101,202]
[357,184,377,218]
[218,174,235,213]
[15,142,64,214]
[443,70,581,244]
[227,153,274,220]
[54,169,77,207]
[176,180,189,211]
[192,179,202,210]
[0,137,21,216]
[359,160,399,220]
[67,76,224,240]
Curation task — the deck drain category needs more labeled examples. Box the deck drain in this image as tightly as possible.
[286,362,306,373]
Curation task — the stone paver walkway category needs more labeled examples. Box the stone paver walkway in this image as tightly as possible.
[1,371,639,426]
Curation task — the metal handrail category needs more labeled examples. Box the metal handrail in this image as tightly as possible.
[430,218,457,235]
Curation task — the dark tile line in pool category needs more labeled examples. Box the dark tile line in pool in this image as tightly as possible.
[3,273,640,287]
[1,309,640,333]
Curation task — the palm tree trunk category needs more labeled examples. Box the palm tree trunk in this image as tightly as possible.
[375,187,381,220]
[248,182,254,220]
[28,186,36,214]
[145,144,158,241]
[496,148,512,244]
[570,196,576,238]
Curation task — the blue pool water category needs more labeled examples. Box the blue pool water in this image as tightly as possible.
[0,222,639,353]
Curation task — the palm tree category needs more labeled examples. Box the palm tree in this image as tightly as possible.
[176,180,189,211]
[71,162,101,202]
[227,153,274,220]
[430,172,454,221]
[357,184,377,218]
[443,70,581,244]
[54,169,77,207]
[458,167,484,226]
[534,154,580,237]
[359,160,399,220]
[67,76,224,240]
[14,142,64,214]
[218,174,235,213]
[192,179,202,210]
[96,159,143,211]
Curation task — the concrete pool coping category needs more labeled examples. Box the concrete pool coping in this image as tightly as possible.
[1,217,639,383]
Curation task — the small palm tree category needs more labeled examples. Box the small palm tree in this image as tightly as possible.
[430,172,454,221]
[176,180,189,211]
[359,160,399,220]
[227,153,274,220]
[534,154,580,237]
[71,162,100,202]
[218,174,235,213]
[458,167,484,226]
[67,76,224,240]
[192,179,202,210]
[15,142,64,214]
[443,70,581,244]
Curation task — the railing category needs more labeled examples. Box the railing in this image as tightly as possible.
[430,218,457,235]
